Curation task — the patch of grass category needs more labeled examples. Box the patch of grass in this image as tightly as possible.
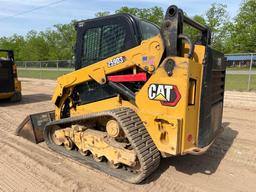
[227,67,256,71]
[18,69,256,92]
[17,69,72,80]
[225,74,256,91]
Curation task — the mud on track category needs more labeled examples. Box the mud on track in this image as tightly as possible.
[0,78,256,192]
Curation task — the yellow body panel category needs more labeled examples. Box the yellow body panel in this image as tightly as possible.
[52,34,208,157]
[0,92,15,99]
[135,57,202,155]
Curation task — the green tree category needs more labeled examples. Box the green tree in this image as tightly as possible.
[23,30,49,61]
[0,35,26,60]
[0,21,77,61]
[116,6,164,26]
[230,0,256,52]
[43,22,76,60]
[95,11,110,17]
[205,3,230,51]
[2,3,255,61]
[96,6,164,26]
[184,15,206,43]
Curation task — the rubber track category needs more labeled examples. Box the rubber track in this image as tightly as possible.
[44,108,161,183]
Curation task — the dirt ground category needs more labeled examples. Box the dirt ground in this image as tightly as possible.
[0,78,256,192]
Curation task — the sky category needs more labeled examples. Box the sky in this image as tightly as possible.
[0,0,242,37]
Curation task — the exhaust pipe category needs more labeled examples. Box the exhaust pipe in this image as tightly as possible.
[16,111,55,144]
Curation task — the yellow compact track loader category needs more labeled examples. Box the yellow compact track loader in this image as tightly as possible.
[16,5,226,183]
[0,49,21,102]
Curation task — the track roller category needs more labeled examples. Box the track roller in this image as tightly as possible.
[44,108,161,183]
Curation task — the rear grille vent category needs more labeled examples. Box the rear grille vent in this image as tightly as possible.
[211,70,225,105]
[198,47,226,148]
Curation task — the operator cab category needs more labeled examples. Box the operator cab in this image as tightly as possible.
[75,13,160,70]
[71,14,160,107]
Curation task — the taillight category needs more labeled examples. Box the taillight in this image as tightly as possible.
[13,64,18,78]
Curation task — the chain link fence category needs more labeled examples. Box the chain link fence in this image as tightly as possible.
[225,53,256,91]
[16,60,74,79]
[16,55,256,91]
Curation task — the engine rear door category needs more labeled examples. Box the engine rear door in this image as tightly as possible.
[0,59,15,93]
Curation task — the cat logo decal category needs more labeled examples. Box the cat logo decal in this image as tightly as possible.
[148,84,181,107]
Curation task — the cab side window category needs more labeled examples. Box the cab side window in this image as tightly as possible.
[140,21,160,40]
[82,24,126,67]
